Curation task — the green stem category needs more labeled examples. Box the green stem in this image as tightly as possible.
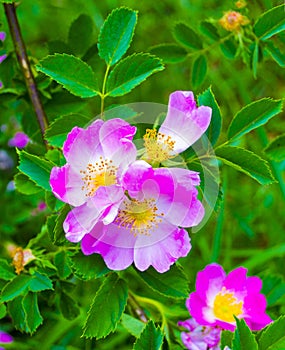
[100,64,111,117]
[3,3,49,146]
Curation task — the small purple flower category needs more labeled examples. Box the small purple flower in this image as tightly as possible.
[0,54,7,64]
[70,160,204,272]
[0,150,14,170]
[0,32,6,42]
[143,91,212,163]
[8,132,30,148]
[178,318,221,350]
[0,330,13,348]
[187,263,272,331]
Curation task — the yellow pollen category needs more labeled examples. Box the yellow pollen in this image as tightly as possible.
[143,128,176,163]
[213,287,243,323]
[80,157,117,197]
[114,198,164,236]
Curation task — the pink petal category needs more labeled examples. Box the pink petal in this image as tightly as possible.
[133,228,191,272]
[50,164,86,206]
[187,293,213,326]
[159,91,212,154]
[223,266,247,292]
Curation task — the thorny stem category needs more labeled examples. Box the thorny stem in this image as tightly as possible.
[3,3,49,146]
[128,292,148,323]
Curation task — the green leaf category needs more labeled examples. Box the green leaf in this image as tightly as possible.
[252,41,259,79]
[36,54,99,98]
[29,272,53,292]
[173,23,203,49]
[198,86,222,146]
[133,320,164,350]
[228,98,283,141]
[71,251,110,280]
[17,150,54,191]
[220,38,237,59]
[121,313,145,337]
[221,330,234,349]
[264,134,285,162]
[68,14,93,56]
[59,292,80,320]
[135,265,189,299]
[45,114,90,147]
[265,42,285,68]
[52,204,70,245]
[215,146,276,185]
[8,297,29,332]
[262,273,285,306]
[149,44,188,63]
[98,7,137,66]
[191,54,207,88]
[106,53,164,97]
[232,318,258,350]
[200,21,220,41]
[83,273,128,339]
[258,315,285,350]
[54,251,73,279]
[254,5,285,40]
[45,191,65,211]
[0,303,6,319]
[22,293,43,334]
[0,259,16,281]
[0,275,31,302]
[14,173,42,195]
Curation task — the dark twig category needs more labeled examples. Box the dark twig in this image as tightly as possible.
[128,293,148,323]
[3,3,49,144]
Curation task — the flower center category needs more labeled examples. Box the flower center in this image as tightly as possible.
[143,128,175,163]
[114,198,164,236]
[213,287,243,323]
[80,157,117,197]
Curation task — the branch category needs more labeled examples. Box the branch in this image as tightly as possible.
[3,3,49,145]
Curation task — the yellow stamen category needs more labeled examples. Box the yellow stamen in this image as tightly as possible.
[80,157,118,196]
[114,198,164,236]
[143,128,176,163]
[213,287,243,323]
[219,11,249,32]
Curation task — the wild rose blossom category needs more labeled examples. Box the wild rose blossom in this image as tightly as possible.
[8,131,30,148]
[186,263,272,331]
[178,318,221,350]
[143,91,212,164]
[75,160,204,272]
[0,330,13,350]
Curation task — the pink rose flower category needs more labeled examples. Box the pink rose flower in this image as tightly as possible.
[74,160,204,272]
[143,91,212,163]
[178,318,221,350]
[187,263,272,331]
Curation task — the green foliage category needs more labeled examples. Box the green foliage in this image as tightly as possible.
[82,273,128,339]
[191,55,207,88]
[149,44,188,63]
[45,114,90,147]
[216,146,276,185]
[17,150,54,191]
[121,313,145,337]
[232,318,258,350]
[14,173,42,195]
[173,23,203,50]
[200,21,220,41]
[254,5,285,40]
[265,42,285,68]
[0,259,16,281]
[59,292,80,320]
[47,204,70,245]
[264,134,285,162]
[106,53,164,96]
[68,14,94,56]
[135,265,189,299]
[198,86,222,146]
[221,330,234,349]
[36,54,99,98]
[71,251,110,280]
[54,251,73,279]
[227,98,283,141]
[22,293,43,333]
[133,320,164,350]
[258,315,285,350]
[98,7,137,66]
